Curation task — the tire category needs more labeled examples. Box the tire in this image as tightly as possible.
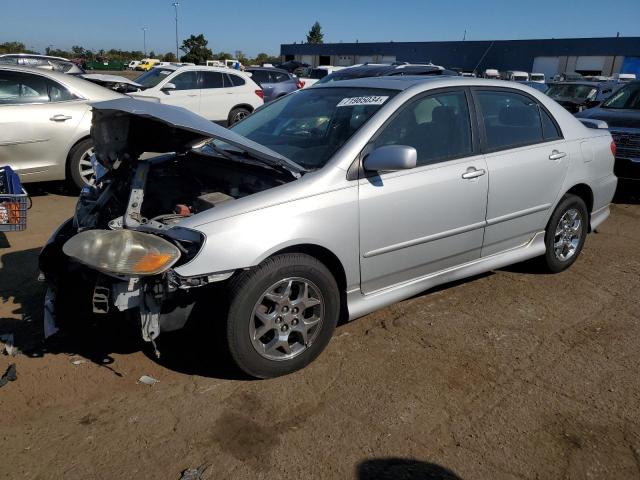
[67,138,95,190]
[225,253,340,378]
[542,194,589,273]
[227,107,250,126]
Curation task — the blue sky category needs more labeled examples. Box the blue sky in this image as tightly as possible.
[2,0,639,57]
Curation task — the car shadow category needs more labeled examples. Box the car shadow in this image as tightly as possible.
[356,458,462,480]
[22,181,78,198]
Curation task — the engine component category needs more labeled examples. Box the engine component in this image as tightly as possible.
[194,191,234,212]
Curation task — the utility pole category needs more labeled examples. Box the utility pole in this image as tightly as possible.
[142,27,148,57]
[172,2,180,60]
[463,29,466,41]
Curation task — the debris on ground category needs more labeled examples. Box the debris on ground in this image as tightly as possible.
[0,363,17,388]
[138,375,159,386]
[179,464,208,480]
[71,359,87,366]
[0,334,18,356]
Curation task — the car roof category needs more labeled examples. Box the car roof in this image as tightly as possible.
[151,64,247,74]
[0,53,69,61]
[245,67,290,74]
[549,80,616,87]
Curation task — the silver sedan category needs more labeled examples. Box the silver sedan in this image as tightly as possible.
[0,65,123,188]
[41,76,617,378]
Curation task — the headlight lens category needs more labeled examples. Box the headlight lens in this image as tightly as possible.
[62,229,181,276]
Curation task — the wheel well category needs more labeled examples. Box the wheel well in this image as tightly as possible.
[231,104,255,113]
[269,244,347,292]
[566,183,594,231]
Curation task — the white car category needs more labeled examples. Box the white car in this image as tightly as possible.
[301,66,346,87]
[530,72,545,83]
[0,65,123,187]
[128,60,141,70]
[129,65,263,125]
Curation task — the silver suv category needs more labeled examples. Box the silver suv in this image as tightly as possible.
[41,77,617,378]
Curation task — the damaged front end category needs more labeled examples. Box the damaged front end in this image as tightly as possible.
[39,98,301,353]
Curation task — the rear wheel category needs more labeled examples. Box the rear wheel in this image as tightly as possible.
[228,107,250,125]
[542,194,589,273]
[225,253,339,378]
[67,138,95,189]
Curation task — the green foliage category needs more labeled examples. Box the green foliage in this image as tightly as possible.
[306,21,324,44]
[180,34,213,64]
[162,52,177,62]
[215,51,232,61]
[0,42,32,54]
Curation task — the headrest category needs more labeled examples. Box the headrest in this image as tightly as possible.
[499,105,537,127]
[432,105,456,124]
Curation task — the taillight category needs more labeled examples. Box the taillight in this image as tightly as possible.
[610,140,617,158]
[296,80,305,89]
[255,89,264,99]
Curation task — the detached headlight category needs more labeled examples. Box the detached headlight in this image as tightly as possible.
[63,229,181,276]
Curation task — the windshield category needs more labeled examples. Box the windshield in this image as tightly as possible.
[135,68,174,88]
[601,82,640,109]
[221,87,397,170]
[546,84,597,100]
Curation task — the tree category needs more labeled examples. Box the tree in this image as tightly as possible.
[148,50,156,59]
[234,50,249,65]
[162,52,177,62]
[71,45,85,57]
[0,41,28,54]
[180,34,213,65]
[306,21,324,44]
[215,51,231,61]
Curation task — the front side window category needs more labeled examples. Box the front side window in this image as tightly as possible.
[476,90,543,150]
[223,87,397,169]
[171,71,199,90]
[135,68,175,88]
[0,71,50,104]
[372,90,472,166]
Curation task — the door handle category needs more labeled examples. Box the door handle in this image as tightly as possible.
[549,150,566,161]
[461,167,486,180]
[49,114,72,122]
[187,94,198,97]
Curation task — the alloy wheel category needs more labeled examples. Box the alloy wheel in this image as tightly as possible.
[553,208,583,261]
[78,147,96,186]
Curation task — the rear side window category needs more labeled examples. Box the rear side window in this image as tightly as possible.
[373,90,473,167]
[540,107,562,140]
[476,90,543,150]
[0,71,77,104]
[225,74,245,87]
[201,71,224,89]
[271,72,289,83]
[247,70,270,85]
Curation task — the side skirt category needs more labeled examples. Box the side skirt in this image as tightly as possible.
[346,231,547,321]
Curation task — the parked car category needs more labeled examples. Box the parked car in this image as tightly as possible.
[0,65,123,188]
[276,60,310,73]
[483,69,500,79]
[301,66,346,87]
[546,81,622,113]
[128,60,141,70]
[128,65,263,125]
[315,63,458,84]
[81,73,142,93]
[0,54,84,74]
[530,73,545,83]
[244,67,302,102]
[136,59,160,71]
[40,77,616,378]
[506,71,529,81]
[519,81,548,93]
[613,73,637,83]
[576,81,640,180]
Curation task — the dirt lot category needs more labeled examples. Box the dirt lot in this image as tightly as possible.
[0,184,639,480]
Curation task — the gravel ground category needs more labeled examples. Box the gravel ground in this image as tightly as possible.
[0,183,638,480]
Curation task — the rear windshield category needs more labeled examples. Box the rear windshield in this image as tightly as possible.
[601,82,640,109]
[223,87,397,169]
[546,84,597,100]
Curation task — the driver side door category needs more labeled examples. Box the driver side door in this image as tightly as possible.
[160,71,201,114]
[358,88,489,294]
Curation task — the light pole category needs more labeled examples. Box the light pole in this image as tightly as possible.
[142,27,148,57]
[172,2,180,60]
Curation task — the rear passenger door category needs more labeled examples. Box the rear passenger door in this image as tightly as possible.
[472,88,568,256]
[200,71,227,121]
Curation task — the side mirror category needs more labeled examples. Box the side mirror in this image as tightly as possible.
[161,82,176,92]
[363,145,417,172]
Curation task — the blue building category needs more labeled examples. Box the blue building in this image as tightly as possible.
[280,37,640,79]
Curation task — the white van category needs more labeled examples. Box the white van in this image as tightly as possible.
[613,73,637,82]
[530,73,545,83]
[484,68,500,79]
[507,71,529,81]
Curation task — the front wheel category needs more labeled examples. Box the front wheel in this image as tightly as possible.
[542,194,589,273]
[225,253,340,378]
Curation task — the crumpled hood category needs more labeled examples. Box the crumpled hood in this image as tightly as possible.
[89,97,306,175]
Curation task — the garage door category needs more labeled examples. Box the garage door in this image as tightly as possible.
[381,55,396,63]
[532,57,560,79]
[575,56,606,73]
[357,55,374,64]
[335,56,353,66]
[301,55,313,66]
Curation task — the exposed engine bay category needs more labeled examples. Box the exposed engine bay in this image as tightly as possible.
[39,97,301,354]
